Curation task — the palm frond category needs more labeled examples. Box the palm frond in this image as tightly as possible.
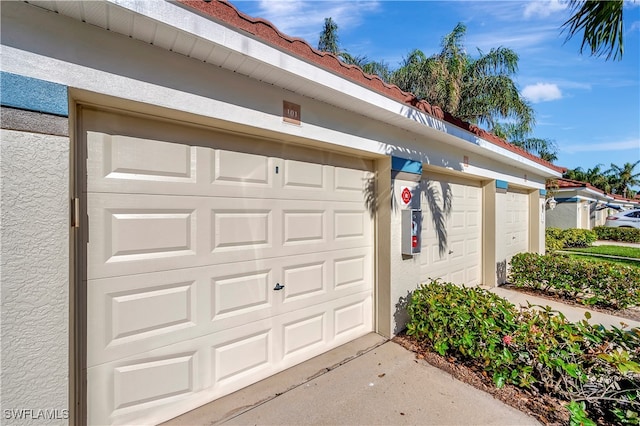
[562,0,624,60]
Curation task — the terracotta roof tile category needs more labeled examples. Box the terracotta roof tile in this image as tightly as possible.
[178,0,565,174]
[553,178,640,203]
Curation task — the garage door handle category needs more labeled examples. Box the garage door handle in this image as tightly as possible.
[274,283,285,291]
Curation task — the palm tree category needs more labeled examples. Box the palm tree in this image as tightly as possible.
[492,123,558,162]
[338,52,392,81]
[317,18,392,82]
[563,164,613,193]
[607,160,640,198]
[389,23,535,134]
[562,0,625,60]
[512,138,558,163]
[564,166,588,182]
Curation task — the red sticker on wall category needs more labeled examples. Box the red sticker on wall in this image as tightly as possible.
[401,187,412,205]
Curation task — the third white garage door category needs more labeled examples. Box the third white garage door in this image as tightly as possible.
[81,108,374,425]
[419,172,482,286]
[504,189,530,262]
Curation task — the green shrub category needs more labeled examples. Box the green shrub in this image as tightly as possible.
[509,252,640,310]
[561,228,597,248]
[406,280,640,425]
[546,228,597,252]
[546,227,565,252]
[594,226,640,243]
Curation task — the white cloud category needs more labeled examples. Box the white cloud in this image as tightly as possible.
[561,139,640,154]
[521,83,563,103]
[253,1,380,41]
[523,0,567,19]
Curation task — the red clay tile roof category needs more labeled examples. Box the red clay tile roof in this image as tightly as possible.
[609,193,636,202]
[178,0,566,174]
[553,178,639,203]
[555,178,605,194]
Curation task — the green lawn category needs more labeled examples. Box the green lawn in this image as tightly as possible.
[566,254,640,268]
[566,245,640,259]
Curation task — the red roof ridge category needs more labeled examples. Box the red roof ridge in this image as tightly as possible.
[558,177,588,186]
[178,0,565,174]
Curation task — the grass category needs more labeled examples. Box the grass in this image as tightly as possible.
[565,244,640,259]
[566,253,640,269]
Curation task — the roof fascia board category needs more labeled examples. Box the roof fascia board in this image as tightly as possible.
[107,0,560,177]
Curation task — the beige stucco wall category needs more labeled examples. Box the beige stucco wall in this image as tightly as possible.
[387,177,423,335]
[0,129,69,425]
[530,192,545,254]
[546,201,578,229]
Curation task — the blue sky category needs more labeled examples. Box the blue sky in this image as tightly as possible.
[232,0,640,179]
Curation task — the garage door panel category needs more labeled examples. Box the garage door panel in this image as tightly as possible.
[113,352,196,410]
[213,150,272,186]
[214,330,272,382]
[88,345,207,426]
[89,195,370,279]
[88,132,199,185]
[419,174,482,287]
[89,290,371,426]
[89,131,374,203]
[334,254,368,289]
[282,210,325,244]
[282,313,326,359]
[212,209,272,249]
[282,159,326,189]
[335,167,370,192]
[89,248,370,366]
[108,209,195,258]
[282,261,325,300]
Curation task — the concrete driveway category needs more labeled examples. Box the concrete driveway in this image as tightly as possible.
[163,333,540,425]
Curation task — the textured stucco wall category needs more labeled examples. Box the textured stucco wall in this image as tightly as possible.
[389,178,422,334]
[1,129,69,424]
[546,202,578,229]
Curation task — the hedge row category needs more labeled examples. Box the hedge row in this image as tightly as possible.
[509,252,640,310]
[406,281,640,425]
[594,226,640,243]
[545,228,597,252]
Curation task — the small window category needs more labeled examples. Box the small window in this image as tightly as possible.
[625,211,640,218]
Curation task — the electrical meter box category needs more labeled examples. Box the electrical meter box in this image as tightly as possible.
[402,209,422,255]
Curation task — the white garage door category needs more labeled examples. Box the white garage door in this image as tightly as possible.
[419,172,482,286]
[504,190,529,262]
[82,109,374,425]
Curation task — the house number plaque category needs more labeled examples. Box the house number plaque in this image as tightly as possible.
[283,101,301,125]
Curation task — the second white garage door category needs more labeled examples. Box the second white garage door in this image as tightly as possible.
[82,108,374,425]
[419,172,482,286]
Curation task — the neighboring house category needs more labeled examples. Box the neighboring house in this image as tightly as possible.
[608,193,640,211]
[546,178,640,230]
[0,1,563,424]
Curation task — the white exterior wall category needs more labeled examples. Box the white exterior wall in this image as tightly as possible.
[389,178,422,334]
[0,129,69,425]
